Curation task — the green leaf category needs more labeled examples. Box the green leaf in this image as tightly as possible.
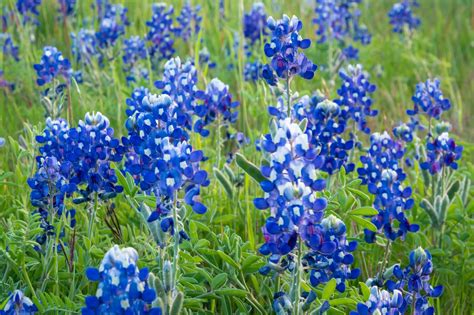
[322,278,337,300]
[351,215,377,232]
[329,298,357,306]
[211,273,228,289]
[213,167,234,198]
[216,250,240,269]
[299,118,308,131]
[215,288,247,297]
[349,207,378,216]
[235,153,265,183]
[359,282,370,300]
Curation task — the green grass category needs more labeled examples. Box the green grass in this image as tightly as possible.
[0,0,473,314]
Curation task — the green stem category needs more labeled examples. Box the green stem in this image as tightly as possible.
[286,75,291,117]
[291,239,302,315]
[88,193,98,239]
[171,193,179,292]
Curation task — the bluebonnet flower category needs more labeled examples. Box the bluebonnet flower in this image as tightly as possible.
[244,61,262,82]
[198,47,216,69]
[123,91,209,234]
[357,132,419,242]
[303,215,360,292]
[194,78,239,137]
[254,118,327,261]
[0,137,5,147]
[292,96,355,174]
[385,247,443,315]
[243,2,268,46]
[0,70,15,90]
[393,122,414,143]
[174,2,201,41]
[388,1,420,34]
[407,78,451,120]
[341,45,359,61]
[335,64,377,134]
[58,0,76,16]
[272,292,292,315]
[83,245,161,315]
[71,29,101,66]
[95,3,128,48]
[122,36,148,84]
[16,0,42,25]
[0,33,20,61]
[420,132,463,175]
[350,286,406,315]
[154,57,204,132]
[313,0,371,45]
[262,15,317,86]
[33,46,72,86]
[146,3,175,63]
[0,290,38,315]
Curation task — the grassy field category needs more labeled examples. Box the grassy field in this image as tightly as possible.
[0,0,473,314]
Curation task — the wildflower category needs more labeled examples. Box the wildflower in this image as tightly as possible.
[71,29,101,66]
[244,61,262,82]
[123,91,209,234]
[407,78,451,120]
[0,33,20,61]
[420,132,463,175]
[341,45,359,61]
[385,247,443,315]
[122,36,148,84]
[198,47,216,69]
[174,2,201,41]
[243,2,268,46]
[335,64,377,134]
[95,3,128,48]
[82,245,161,315]
[16,0,42,25]
[146,3,175,63]
[0,70,15,90]
[388,1,420,34]
[58,0,76,16]
[1,290,38,314]
[0,137,5,147]
[34,46,72,86]
[357,132,419,242]
[194,78,239,137]
[350,286,406,315]
[262,15,317,85]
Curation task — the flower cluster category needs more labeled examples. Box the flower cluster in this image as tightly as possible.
[58,0,76,16]
[357,132,419,242]
[0,70,15,91]
[154,57,204,132]
[122,36,148,84]
[314,0,371,44]
[146,3,175,63]
[408,78,451,120]
[420,132,463,175]
[123,90,209,233]
[335,64,377,134]
[83,245,161,315]
[174,2,201,41]
[33,46,72,86]
[262,15,317,86]
[16,0,42,25]
[254,118,327,261]
[194,78,239,137]
[244,61,263,82]
[303,215,360,292]
[388,1,420,34]
[198,47,216,69]
[293,96,355,174]
[385,247,443,315]
[0,33,20,61]
[243,2,268,47]
[95,2,129,48]
[350,286,406,315]
[0,290,38,314]
[71,29,101,66]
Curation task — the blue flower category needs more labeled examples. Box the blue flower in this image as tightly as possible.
[123,91,209,234]
[341,45,359,61]
[194,78,239,137]
[335,64,377,134]
[82,245,161,315]
[350,286,406,315]
[95,3,128,48]
[174,2,201,41]
[0,137,5,147]
[58,0,75,16]
[0,33,20,62]
[71,29,101,66]
[420,132,463,175]
[385,247,443,315]
[393,122,414,143]
[146,3,175,63]
[33,46,73,86]
[357,132,419,242]
[303,215,360,292]
[244,61,262,82]
[407,78,450,120]
[388,1,420,34]
[243,2,268,46]
[262,15,317,85]
[198,47,216,69]
[122,36,148,84]
[0,70,15,91]
[16,0,42,25]
[0,290,38,315]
